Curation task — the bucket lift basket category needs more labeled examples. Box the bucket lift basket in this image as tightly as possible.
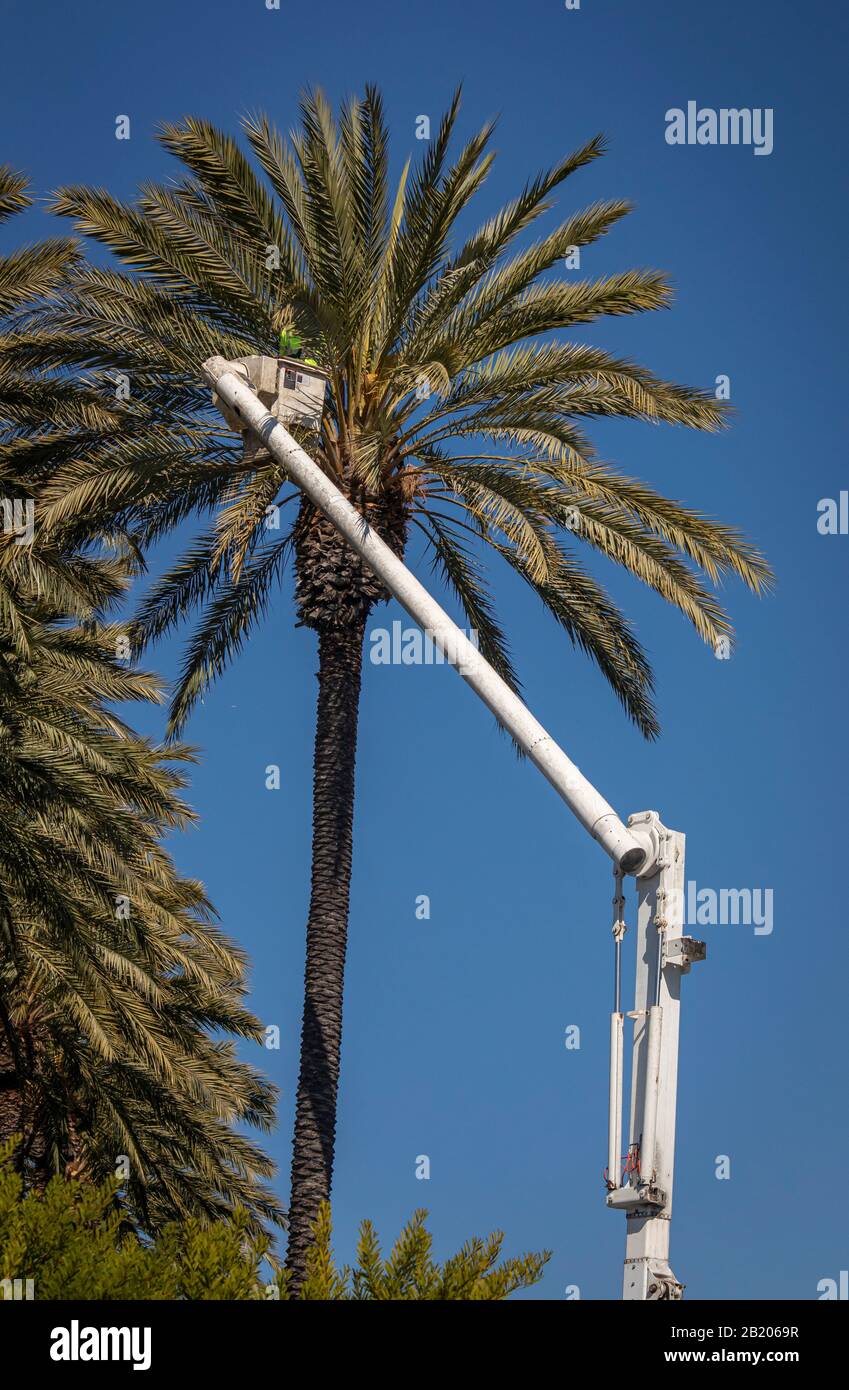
[212,354,329,461]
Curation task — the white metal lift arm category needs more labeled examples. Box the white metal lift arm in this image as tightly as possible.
[202,356,654,878]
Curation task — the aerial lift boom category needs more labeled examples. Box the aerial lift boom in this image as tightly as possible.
[203,354,706,1300]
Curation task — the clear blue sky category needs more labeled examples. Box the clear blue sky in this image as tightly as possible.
[3,0,847,1298]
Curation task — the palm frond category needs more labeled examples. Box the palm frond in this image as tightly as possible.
[35,87,771,742]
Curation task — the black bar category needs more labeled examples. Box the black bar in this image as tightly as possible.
[1,1297,843,1376]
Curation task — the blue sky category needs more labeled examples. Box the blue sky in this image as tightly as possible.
[3,0,847,1298]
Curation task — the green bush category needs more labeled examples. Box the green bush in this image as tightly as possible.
[0,1141,549,1300]
[282,1203,549,1300]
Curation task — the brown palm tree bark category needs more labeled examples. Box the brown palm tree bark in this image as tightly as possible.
[285,494,407,1287]
[285,615,366,1283]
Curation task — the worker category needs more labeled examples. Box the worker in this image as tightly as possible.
[279,327,302,358]
[279,327,319,368]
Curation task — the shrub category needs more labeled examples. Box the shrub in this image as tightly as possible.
[0,1141,549,1300]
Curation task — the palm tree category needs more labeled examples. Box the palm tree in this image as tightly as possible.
[0,605,286,1233]
[20,92,771,1277]
[0,169,283,1234]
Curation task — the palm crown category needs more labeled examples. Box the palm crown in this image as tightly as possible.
[20,87,771,737]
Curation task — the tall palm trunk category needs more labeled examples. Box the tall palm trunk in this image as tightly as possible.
[285,493,407,1285]
[285,615,366,1282]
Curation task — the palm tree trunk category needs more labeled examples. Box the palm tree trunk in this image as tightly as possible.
[286,616,366,1284]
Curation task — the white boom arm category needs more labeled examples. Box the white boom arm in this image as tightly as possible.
[203,358,646,873]
[203,355,706,1300]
